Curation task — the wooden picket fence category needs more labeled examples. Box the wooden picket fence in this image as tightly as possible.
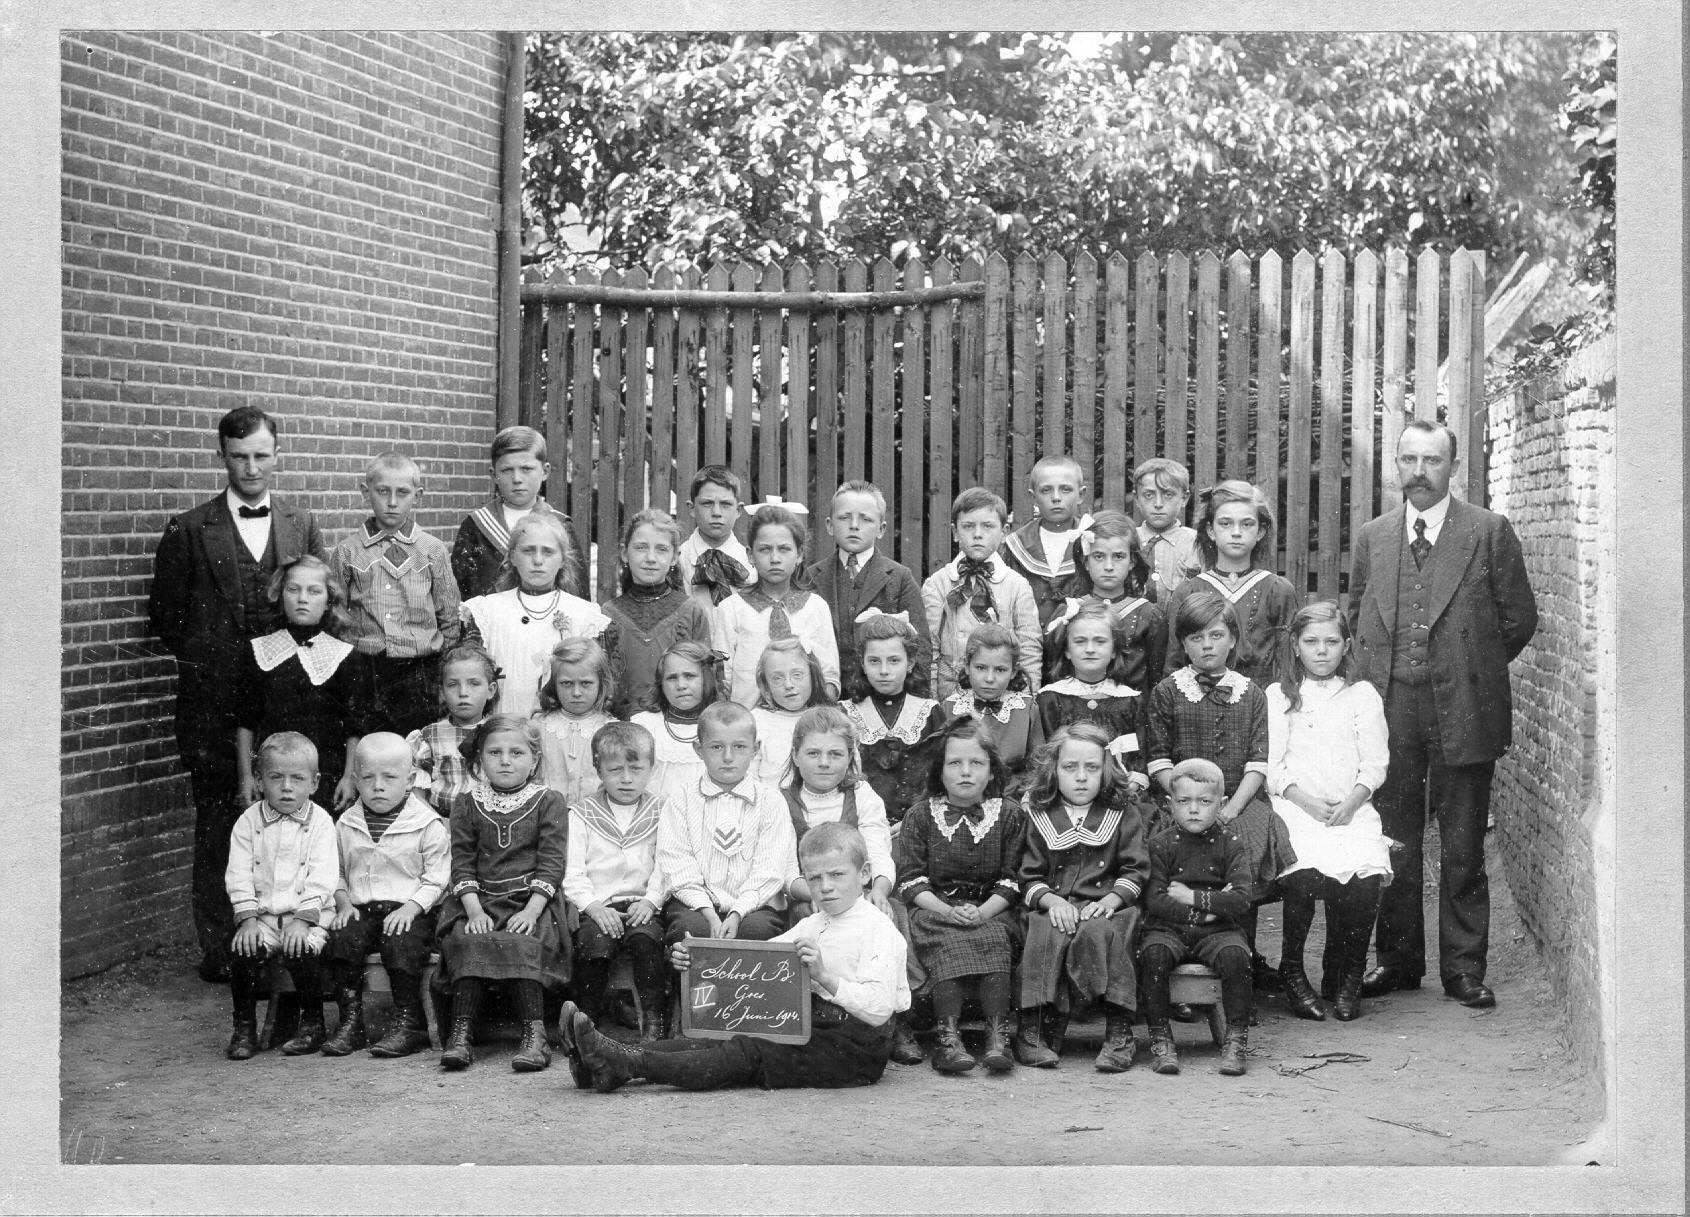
[516,247,1487,603]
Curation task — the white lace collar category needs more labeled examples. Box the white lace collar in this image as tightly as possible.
[1039,676,1139,700]
[845,695,937,745]
[250,630,354,686]
[945,688,1030,723]
[928,795,1004,843]
[1172,665,1249,704]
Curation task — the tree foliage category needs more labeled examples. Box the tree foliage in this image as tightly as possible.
[523,31,1594,274]
[1507,33,1615,384]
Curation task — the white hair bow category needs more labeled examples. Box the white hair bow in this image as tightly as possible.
[854,607,911,626]
[743,495,809,516]
[1044,597,1086,636]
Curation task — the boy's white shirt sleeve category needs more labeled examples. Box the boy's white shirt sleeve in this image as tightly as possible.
[920,571,948,689]
[298,808,341,922]
[777,907,909,1026]
[854,784,897,887]
[713,596,745,703]
[731,787,799,918]
[1265,683,1294,797]
[656,794,711,911]
[413,814,451,911]
[1005,572,1043,689]
[562,806,598,909]
[224,806,260,921]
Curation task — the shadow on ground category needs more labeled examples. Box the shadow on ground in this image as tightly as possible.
[61,831,1599,1166]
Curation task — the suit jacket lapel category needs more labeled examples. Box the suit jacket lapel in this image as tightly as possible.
[1426,499,1479,625]
[202,496,244,607]
[854,552,892,609]
[1373,506,1406,634]
[271,499,308,561]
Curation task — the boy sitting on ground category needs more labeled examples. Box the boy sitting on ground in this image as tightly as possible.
[564,821,910,1092]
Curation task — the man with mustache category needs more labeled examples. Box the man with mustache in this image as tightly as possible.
[1345,421,1537,1010]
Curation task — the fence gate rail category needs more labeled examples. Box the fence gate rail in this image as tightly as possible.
[517,247,1487,604]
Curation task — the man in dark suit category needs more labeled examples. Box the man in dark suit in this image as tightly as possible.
[1347,420,1537,1009]
[806,480,933,696]
[149,406,325,982]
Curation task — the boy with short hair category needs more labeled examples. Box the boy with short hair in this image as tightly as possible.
[655,701,797,946]
[322,732,450,1059]
[805,480,933,695]
[564,721,671,1042]
[1133,458,1202,600]
[564,821,910,1092]
[921,487,1042,697]
[329,452,461,736]
[677,465,757,612]
[999,455,1093,628]
[1140,758,1254,1077]
[223,731,340,1060]
[451,425,588,599]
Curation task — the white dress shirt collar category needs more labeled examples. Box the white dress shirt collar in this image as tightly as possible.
[1405,494,1451,545]
[226,488,273,560]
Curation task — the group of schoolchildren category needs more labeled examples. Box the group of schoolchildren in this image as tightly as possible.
[223,423,1397,1097]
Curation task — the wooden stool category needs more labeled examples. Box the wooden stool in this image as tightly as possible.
[360,952,443,1049]
[1169,963,1228,1046]
[256,957,310,1050]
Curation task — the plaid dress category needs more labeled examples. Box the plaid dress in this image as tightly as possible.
[1162,569,1299,687]
[894,796,1027,987]
[1145,666,1296,890]
[407,717,480,810]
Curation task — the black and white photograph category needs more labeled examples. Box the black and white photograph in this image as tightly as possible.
[2,5,1681,1212]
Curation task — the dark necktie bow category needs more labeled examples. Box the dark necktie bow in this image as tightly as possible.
[238,504,271,519]
[975,698,1004,716]
[1410,518,1431,571]
[692,548,749,605]
[947,802,986,825]
[1195,670,1224,695]
[948,557,997,620]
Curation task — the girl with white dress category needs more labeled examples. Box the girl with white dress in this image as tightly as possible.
[1266,600,1393,1022]
[460,512,612,719]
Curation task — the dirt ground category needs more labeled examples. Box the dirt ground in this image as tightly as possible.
[61,832,1600,1168]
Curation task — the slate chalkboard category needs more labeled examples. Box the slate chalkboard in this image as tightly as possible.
[679,936,812,1044]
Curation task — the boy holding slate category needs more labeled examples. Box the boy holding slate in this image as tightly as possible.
[563,822,911,1092]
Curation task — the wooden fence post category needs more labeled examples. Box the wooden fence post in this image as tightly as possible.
[1072,251,1098,493]
[900,257,929,571]
[1317,248,1346,601]
[516,243,1486,598]
[929,256,957,571]
[1286,250,1315,596]
[1010,251,1038,523]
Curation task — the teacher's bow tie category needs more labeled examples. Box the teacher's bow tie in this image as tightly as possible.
[238,504,271,519]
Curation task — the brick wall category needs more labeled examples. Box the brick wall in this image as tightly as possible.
[61,31,510,977]
[1485,332,1616,1092]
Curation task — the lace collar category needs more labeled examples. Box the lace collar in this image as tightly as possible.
[945,688,1030,723]
[471,778,546,815]
[928,795,1004,843]
[1172,666,1250,705]
[1039,676,1139,700]
[845,695,937,745]
[250,629,354,686]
